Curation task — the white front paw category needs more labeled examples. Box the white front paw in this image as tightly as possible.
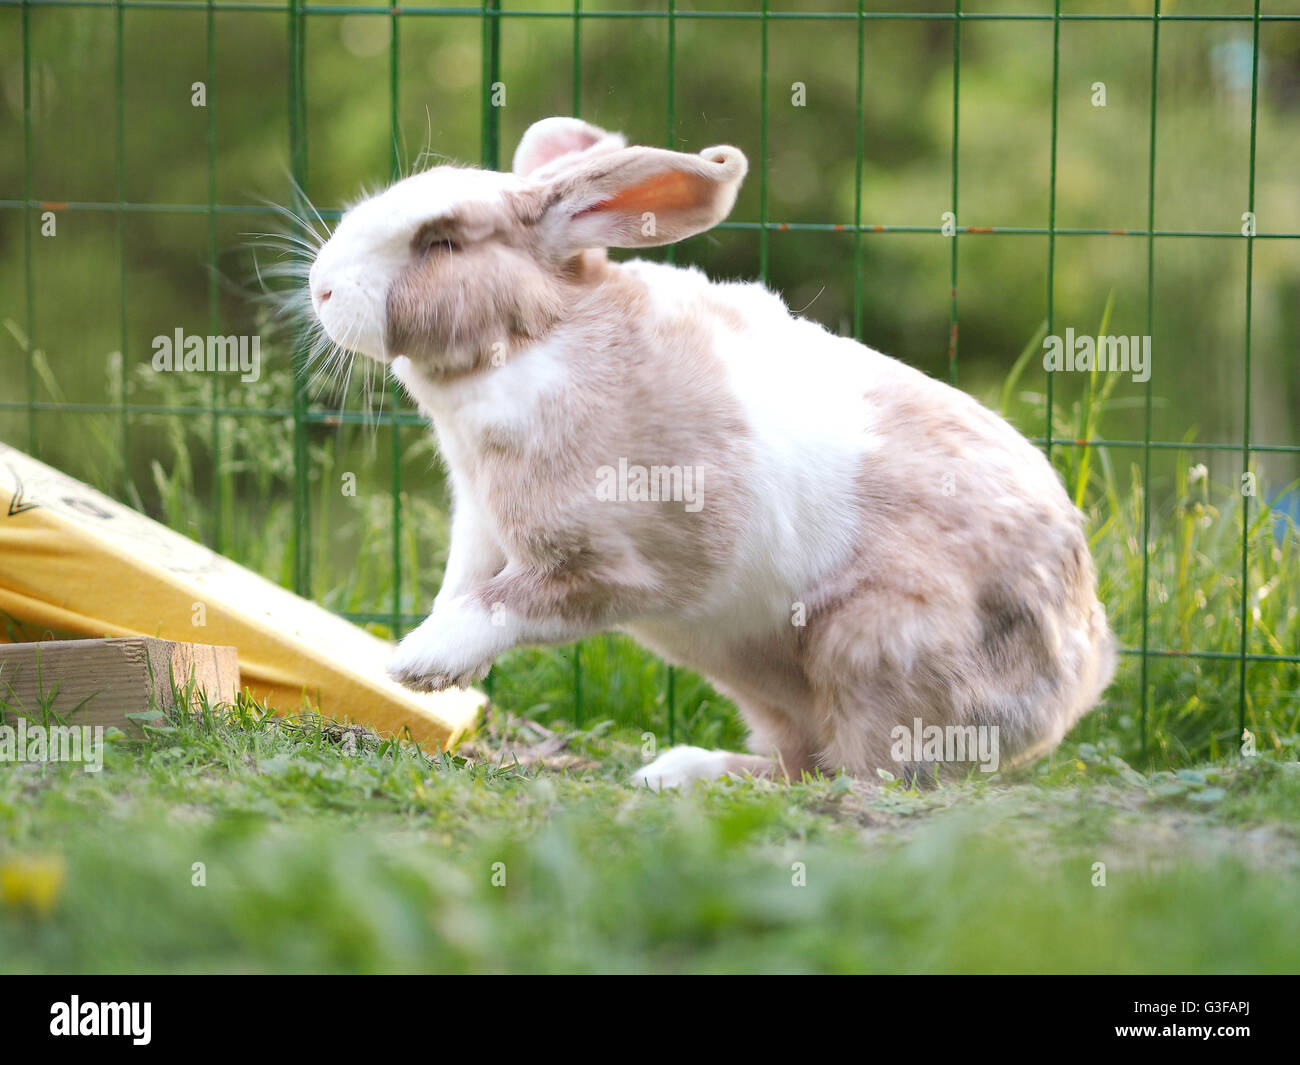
[387,645,492,693]
[628,746,735,790]
[387,601,500,693]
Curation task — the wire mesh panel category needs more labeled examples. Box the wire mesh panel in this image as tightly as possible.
[1,0,1297,764]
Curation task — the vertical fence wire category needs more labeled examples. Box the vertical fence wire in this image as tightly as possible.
[852,0,864,343]
[759,0,769,286]
[478,0,501,703]
[572,0,580,118]
[389,7,404,641]
[21,0,35,454]
[1239,0,1262,741]
[1045,0,1060,467]
[480,0,500,172]
[572,0,583,728]
[948,0,960,386]
[207,0,221,553]
[288,0,311,599]
[206,0,224,548]
[116,0,128,495]
[664,0,677,745]
[1140,0,1162,761]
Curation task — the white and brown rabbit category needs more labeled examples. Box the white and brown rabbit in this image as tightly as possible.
[308,116,1116,787]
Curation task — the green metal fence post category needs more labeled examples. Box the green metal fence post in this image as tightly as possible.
[852,0,864,343]
[1239,0,1263,745]
[116,0,129,494]
[207,0,221,552]
[21,0,35,454]
[759,0,769,285]
[948,0,961,387]
[389,4,404,640]
[481,0,501,171]
[1045,0,1061,465]
[288,0,311,599]
[1140,0,1163,763]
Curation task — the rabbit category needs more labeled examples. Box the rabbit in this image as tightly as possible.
[307,116,1117,788]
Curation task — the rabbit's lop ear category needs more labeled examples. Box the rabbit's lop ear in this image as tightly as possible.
[538,144,748,254]
[512,117,626,179]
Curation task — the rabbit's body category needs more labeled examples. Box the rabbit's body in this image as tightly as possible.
[308,117,1115,786]
[392,255,1114,782]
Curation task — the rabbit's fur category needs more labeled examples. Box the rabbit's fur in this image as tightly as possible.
[309,117,1116,787]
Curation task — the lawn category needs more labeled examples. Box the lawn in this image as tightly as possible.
[2,696,1298,974]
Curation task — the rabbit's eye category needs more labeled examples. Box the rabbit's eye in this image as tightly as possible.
[414,228,459,256]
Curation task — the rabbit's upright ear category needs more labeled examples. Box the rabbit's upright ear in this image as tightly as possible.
[535,144,748,254]
[512,117,626,179]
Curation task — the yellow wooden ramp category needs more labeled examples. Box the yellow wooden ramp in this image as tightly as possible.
[0,442,483,749]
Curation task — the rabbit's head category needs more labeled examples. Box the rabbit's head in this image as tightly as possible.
[308,117,747,377]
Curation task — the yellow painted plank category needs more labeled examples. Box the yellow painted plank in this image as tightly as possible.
[0,443,483,750]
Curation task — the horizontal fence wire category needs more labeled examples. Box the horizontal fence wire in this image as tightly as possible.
[2,0,1300,21]
[2,202,1299,241]
[7,0,1292,755]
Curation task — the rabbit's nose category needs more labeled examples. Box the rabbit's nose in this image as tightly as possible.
[308,258,332,312]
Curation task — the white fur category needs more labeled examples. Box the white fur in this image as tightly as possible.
[393,336,571,470]
[612,263,875,693]
[389,590,581,691]
[629,746,740,790]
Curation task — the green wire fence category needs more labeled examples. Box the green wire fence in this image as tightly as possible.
[3,0,1297,758]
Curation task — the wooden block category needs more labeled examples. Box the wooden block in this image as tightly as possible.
[0,637,239,738]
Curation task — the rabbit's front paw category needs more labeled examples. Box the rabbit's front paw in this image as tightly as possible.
[386,604,498,692]
[387,653,492,693]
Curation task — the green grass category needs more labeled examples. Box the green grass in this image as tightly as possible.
[2,698,1298,974]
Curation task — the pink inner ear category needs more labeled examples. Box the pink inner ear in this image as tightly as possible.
[516,128,604,178]
[574,170,707,219]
